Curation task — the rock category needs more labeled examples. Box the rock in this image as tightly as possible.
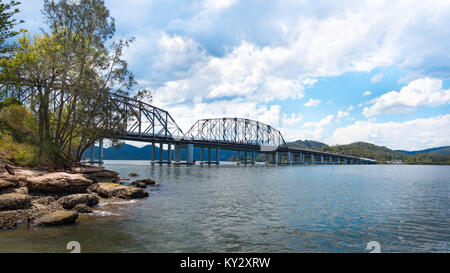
[4,164,15,175]
[88,183,149,199]
[0,211,19,230]
[58,193,99,209]
[73,204,92,213]
[13,169,48,181]
[0,179,19,191]
[26,172,93,194]
[134,178,156,185]
[71,166,119,183]
[1,186,28,195]
[131,181,147,188]
[0,193,32,211]
[32,196,56,206]
[128,172,139,178]
[32,210,78,226]
[0,173,21,191]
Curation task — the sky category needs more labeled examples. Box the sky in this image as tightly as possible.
[17,0,450,151]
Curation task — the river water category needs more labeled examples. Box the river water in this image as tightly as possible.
[0,161,449,253]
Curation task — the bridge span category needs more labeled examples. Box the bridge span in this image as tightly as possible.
[88,94,377,165]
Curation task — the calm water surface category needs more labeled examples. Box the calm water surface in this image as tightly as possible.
[1,162,449,253]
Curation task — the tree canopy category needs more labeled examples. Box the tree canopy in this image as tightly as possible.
[0,0,137,167]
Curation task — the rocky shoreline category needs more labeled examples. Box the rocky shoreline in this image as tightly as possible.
[0,164,157,231]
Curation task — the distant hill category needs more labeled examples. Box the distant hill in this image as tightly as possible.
[287,140,328,149]
[321,142,450,164]
[321,142,400,161]
[396,146,450,155]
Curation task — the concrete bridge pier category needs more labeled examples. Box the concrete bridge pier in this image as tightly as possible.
[311,154,315,164]
[98,139,104,164]
[174,145,181,163]
[151,142,155,162]
[200,147,204,162]
[251,151,256,164]
[167,143,172,164]
[159,143,163,164]
[186,144,194,165]
[208,147,212,165]
[287,152,292,165]
[215,147,220,164]
[244,151,248,164]
[321,155,324,164]
[337,158,340,164]
[300,153,305,164]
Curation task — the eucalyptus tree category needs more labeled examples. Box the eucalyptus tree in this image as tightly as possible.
[0,0,137,167]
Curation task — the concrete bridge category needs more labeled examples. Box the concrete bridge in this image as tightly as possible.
[88,94,377,165]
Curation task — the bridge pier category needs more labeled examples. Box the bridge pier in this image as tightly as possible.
[215,147,220,164]
[167,143,172,164]
[321,155,324,164]
[151,142,155,162]
[174,145,181,163]
[275,152,281,164]
[244,151,248,164]
[251,150,256,164]
[287,152,292,165]
[208,147,212,164]
[98,139,104,164]
[311,154,315,164]
[337,158,340,165]
[159,144,163,163]
[186,144,194,165]
[200,147,204,162]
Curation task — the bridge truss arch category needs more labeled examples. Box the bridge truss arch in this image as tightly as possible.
[109,93,185,141]
[185,118,288,149]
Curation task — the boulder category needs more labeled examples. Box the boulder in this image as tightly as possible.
[128,172,139,178]
[13,168,48,181]
[71,166,119,183]
[26,172,93,194]
[58,193,99,209]
[131,181,147,188]
[73,204,92,213]
[88,183,149,199]
[0,173,21,191]
[0,193,32,211]
[32,210,78,226]
[134,178,156,186]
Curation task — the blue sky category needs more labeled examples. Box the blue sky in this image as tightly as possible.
[17,0,450,150]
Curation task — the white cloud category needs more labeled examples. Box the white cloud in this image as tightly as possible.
[304,98,321,107]
[363,91,372,96]
[282,113,304,127]
[337,110,350,119]
[303,115,334,129]
[363,78,450,117]
[371,73,384,83]
[347,105,354,111]
[329,114,450,150]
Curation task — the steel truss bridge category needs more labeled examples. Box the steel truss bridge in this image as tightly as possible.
[88,94,377,165]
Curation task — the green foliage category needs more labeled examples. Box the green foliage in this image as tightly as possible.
[0,0,23,54]
[320,141,450,165]
[0,0,136,168]
[287,140,328,149]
